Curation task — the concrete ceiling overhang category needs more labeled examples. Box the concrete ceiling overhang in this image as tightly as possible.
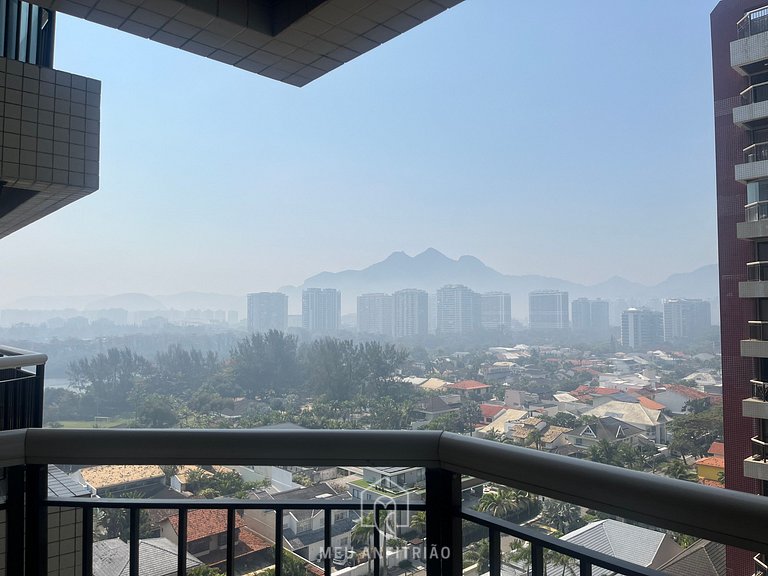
[34,0,464,86]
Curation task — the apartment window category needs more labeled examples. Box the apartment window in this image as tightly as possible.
[757,241,768,261]
[748,180,768,205]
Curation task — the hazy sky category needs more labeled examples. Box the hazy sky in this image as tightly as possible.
[0,0,721,306]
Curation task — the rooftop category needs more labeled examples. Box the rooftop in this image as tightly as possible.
[79,464,165,490]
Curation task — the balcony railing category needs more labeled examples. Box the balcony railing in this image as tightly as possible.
[738,5,768,39]
[0,345,46,430]
[748,320,768,340]
[752,379,768,401]
[748,261,768,280]
[751,435,768,461]
[755,553,768,576]
[742,82,768,106]
[746,202,768,222]
[1,429,768,576]
[745,143,768,164]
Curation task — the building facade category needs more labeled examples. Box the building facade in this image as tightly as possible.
[302,288,340,332]
[480,292,512,331]
[621,308,663,351]
[357,293,393,337]
[571,298,610,334]
[712,2,768,573]
[528,290,569,331]
[662,299,712,342]
[247,292,288,333]
[436,284,479,335]
[393,288,428,338]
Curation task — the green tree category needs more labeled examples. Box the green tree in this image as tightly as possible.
[187,567,223,576]
[663,459,697,482]
[409,511,426,534]
[540,500,584,534]
[464,538,490,573]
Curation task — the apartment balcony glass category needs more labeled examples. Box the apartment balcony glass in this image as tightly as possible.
[752,379,768,401]
[0,0,53,66]
[736,144,768,182]
[738,6,768,39]
[735,82,768,126]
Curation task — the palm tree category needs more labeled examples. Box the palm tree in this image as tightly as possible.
[352,513,375,576]
[409,511,426,535]
[540,500,584,534]
[506,544,532,576]
[477,487,517,518]
[526,429,543,450]
[664,459,697,482]
[465,538,490,574]
[545,550,578,576]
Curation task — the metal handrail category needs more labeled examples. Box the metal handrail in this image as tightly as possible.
[752,379,768,401]
[749,320,768,341]
[752,435,768,462]
[0,428,767,553]
[0,346,48,370]
[744,142,768,163]
[742,81,768,106]
[748,261,768,280]
[738,5,768,39]
[746,201,768,221]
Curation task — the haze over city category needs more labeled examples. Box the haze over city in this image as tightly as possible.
[0,0,720,307]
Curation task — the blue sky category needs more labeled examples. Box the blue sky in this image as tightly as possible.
[0,0,721,305]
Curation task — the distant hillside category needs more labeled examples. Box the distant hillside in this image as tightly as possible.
[281,249,719,317]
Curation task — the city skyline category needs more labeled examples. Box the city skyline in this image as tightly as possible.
[0,0,721,307]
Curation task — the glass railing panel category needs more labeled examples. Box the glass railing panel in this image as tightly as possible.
[749,321,768,340]
[738,6,768,39]
[745,202,768,222]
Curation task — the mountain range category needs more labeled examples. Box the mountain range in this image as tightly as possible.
[279,248,719,317]
[6,249,718,319]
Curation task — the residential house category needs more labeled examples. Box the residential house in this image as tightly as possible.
[479,403,506,424]
[695,456,725,488]
[413,396,460,425]
[554,519,682,576]
[657,540,725,576]
[582,400,670,443]
[654,385,712,415]
[475,409,528,439]
[246,482,356,564]
[93,537,203,576]
[446,380,491,400]
[538,426,571,452]
[504,390,540,409]
[565,417,647,451]
[348,467,425,537]
[160,509,272,570]
[506,417,547,446]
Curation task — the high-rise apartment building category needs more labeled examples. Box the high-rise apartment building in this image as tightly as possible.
[712,3,768,573]
[663,299,712,342]
[393,289,429,338]
[528,291,569,331]
[357,293,393,337]
[621,308,663,351]
[247,292,288,333]
[571,298,610,334]
[302,288,341,332]
[480,292,512,330]
[436,285,480,335]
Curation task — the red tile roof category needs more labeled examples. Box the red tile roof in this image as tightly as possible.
[663,384,710,400]
[708,441,725,456]
[480,404,504,419]
[448,380,490,390]
[636,396,666,411]
[168,508,244,542]
[695,456,725,469]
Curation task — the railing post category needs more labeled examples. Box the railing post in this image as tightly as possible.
[425,468,461,576]
[25,463,47,576]
[7,466,24,576]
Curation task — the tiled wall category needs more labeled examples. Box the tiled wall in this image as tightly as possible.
[0,507,83,576]
[0,57,100,194]
[47,507,83,576]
